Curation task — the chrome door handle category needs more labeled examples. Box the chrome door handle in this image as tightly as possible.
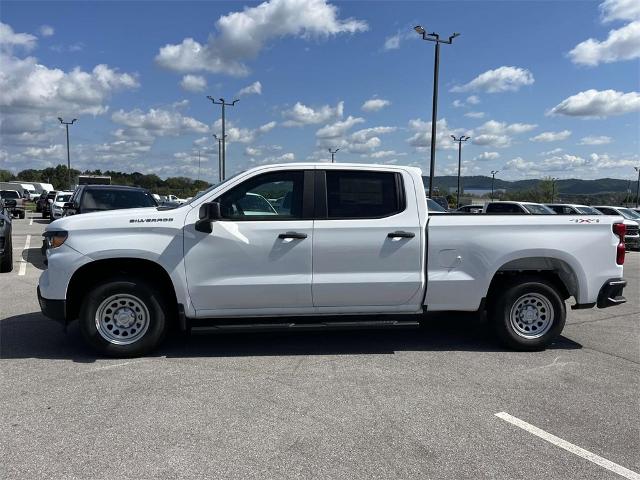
[387,231,415,239]
[278,232,308,239]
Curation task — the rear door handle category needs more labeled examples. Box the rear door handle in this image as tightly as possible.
[387,231,415,239]
[278,231,308,240]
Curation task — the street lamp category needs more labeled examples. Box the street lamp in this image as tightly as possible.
[207,97,238,181]
[551,177,558,203]
[634,167,640,208]
[328,147,340,163]
[451,135,470,208]
[491,170,499,200]
[414,25,460,198]
[213,134,226,182]
[57,117,77,190]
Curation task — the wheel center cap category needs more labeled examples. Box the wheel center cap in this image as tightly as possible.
[114,308,135,328]
[523,307,537,323]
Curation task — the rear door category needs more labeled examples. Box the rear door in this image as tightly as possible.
[311,168,423,309]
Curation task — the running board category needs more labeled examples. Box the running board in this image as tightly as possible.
[190,318,419,334]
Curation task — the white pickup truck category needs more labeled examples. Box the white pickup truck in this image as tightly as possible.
[38,163,628,357]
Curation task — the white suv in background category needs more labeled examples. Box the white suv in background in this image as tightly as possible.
[50,191,74,221]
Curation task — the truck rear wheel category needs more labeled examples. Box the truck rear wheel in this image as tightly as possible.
[489,277,566,351]
[79,277,169,357]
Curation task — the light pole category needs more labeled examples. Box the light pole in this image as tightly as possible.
[635,167,640,208]
[491,170,499,200]
[551,177,558,203]
[328,148,340,163]
[414,25,460,198]
[451,135,470,208]
[207,97,238,182]
[196,150,201,182]
[57,117,77,189]
[213,134,226,182]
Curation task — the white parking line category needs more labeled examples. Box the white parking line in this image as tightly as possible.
[495,412,640,480]
[29,217,33,226]
[18,234,31,276]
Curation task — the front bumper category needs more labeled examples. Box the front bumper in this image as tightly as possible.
[597,278,626,309]
[37,286,67,323]
[624,235,640,250]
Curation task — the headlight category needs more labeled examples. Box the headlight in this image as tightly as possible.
[43,230,68,249]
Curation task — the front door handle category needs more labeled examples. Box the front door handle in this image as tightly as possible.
[387,231,415,239]
[278,231,308,240]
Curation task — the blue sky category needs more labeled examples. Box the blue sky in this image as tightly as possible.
[1,0,639,182]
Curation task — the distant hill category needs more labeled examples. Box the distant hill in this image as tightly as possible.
[422,176,633,195]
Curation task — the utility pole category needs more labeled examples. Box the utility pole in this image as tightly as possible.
[197,150,201,182]
[213,134,226,182]
[328,148,340,163]
[57,117,77,190]
[451,135,470,208]
[491,170,499,200]
[634,166,640,208]
[207,97,238,182]
[551,177,558,203]
[414,25,459,198]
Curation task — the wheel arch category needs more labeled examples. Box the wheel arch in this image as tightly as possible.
[66,257,178,322]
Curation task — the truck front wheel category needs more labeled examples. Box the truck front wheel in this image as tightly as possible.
[79,277,169,357]
[489,277,566,351]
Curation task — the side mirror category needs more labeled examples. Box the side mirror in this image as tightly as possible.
[195,202,222,233]
[63,201,78,215]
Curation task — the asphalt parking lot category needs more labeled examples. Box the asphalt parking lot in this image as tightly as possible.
[1,213,638,480]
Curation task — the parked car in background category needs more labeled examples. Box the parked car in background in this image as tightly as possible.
[426,198,448,214]
[63,185,158,216]
[484,201,555,215]
[593,206,640,250]
[0,199,13,272]
[36,192,48,212]
[0,190,26,219]
[50,191,73,221]
[39,163,628,357]
[544,204,602,215]
[456,204,484,213]
[41,190,58,218]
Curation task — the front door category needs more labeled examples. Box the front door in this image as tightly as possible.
[184,169,314,317]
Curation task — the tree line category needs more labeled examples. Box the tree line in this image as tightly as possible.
[0,165,211,197]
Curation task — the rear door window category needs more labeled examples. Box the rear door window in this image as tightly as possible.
[325,171,403,219]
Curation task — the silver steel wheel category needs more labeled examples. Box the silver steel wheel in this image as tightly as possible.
[95,294,150,345]
[509,293,554,339]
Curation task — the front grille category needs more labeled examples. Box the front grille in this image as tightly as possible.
[626,225,639,236]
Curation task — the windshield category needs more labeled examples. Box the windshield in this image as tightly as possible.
[55,194,72,203]
[426,198,447,212]
[524,204,556,214]
[0,190,20,199]
[619,208,640,220]
[83,189,157,210]
[576,206,601,215]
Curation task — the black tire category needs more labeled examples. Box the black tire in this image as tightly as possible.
[18,211,25,219]
[79,277,169,357]
[488,277,566,351]
[0,234,12,273]
[42,210,48,219]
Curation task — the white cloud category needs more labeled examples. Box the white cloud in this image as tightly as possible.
[350,126,396,143]
[471,120,537,148]
[406,118,466,150]
[282,100,343,126]
[464,111,485,119]
[316,116,364,139]
[383,34,400,50]
[369,150,406,159]
[601,0,640,22]
[548,89,640,118]
[238,81,262,96]
[155,0,368,76]
[530,130,572,142]
[474,151,500,161]
[504,156,536,171]
[569,21,640,66]
[39,25,55,37]
[0,22,37,51]
[245,146,262,156]
[180,74,207,92]
[212,119,276,144]
[361,98,390,112]
[466,95,480,105]
[579,135,613,145]
[540,148,564,156]
[111,108,209,137]
[0,54,139,116]
[451,66,534,93]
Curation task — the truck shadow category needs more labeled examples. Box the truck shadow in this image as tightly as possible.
[22,247,46,270]
[0,311,582,363]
